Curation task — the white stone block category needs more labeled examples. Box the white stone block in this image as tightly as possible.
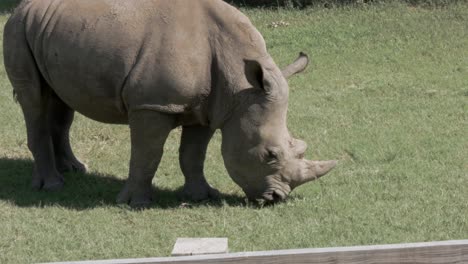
[171,238,228,256]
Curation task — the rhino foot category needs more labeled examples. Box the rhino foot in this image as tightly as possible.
[31,171,64,191]
[56,158,88,174]
[116,182,153,208]
[180,181,220,201]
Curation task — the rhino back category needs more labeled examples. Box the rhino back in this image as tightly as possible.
[13,0,212,123]
[9,0,270,127]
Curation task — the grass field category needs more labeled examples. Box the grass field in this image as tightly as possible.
[0,2,467,263]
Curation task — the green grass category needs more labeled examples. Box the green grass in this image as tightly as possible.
[1,2,467,263]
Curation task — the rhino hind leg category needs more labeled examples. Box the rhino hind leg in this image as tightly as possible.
[21,90,65,191]
[48,92,87,174]
[179,125,220,201]
[117,111,174,208]
[4,32,64,191]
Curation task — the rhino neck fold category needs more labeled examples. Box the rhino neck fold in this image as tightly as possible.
[204,2,271,130]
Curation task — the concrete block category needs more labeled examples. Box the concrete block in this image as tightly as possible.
[171,238,228,256]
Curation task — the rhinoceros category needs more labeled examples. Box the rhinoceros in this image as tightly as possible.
[3,0,336,207]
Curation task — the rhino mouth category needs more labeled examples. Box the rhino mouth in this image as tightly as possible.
[255,174,293,205]
[260,187,290,205]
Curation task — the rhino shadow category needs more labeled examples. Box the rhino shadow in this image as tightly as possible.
[0,0,19,13]
[0,158,244,210]
[226,0,363,8]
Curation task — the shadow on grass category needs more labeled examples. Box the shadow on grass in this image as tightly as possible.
[0,158,244,210]
[226,0,376,8]
[0,0,19,13]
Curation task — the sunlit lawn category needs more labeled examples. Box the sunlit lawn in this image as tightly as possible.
[0,2,467,263]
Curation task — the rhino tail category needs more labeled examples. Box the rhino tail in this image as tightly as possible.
[13,90,18,103]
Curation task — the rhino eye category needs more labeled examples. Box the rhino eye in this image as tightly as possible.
[265,148,280,164]
[266,150,277,159]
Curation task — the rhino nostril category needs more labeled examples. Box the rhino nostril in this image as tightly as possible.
[272,190,284,202]
[262,192,274,202]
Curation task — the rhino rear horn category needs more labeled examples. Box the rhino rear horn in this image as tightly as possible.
[282,52,309,79]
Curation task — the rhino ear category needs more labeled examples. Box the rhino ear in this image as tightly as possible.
[244,59,274,94]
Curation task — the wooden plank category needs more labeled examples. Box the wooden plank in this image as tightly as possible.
[171,238,228,256]
[40,239,468,264]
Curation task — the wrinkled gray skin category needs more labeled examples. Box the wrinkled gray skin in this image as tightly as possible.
[3,0,336,207]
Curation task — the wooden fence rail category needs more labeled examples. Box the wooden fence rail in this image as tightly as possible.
[42,239,468,264]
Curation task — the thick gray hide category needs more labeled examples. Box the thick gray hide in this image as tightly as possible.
[3,0,336,207]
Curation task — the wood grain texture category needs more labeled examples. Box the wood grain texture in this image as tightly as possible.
[42,239,468,264]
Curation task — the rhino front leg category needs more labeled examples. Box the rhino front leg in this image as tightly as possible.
[117,111,174,208]
[48,92,87,174]
[179,125,220,201]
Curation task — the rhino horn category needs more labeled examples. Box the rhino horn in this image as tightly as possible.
[292,138,307,158]
[282,52,310,79]
[295,160,337,187]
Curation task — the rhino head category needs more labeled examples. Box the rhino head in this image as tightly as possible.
[221,53,337,204]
